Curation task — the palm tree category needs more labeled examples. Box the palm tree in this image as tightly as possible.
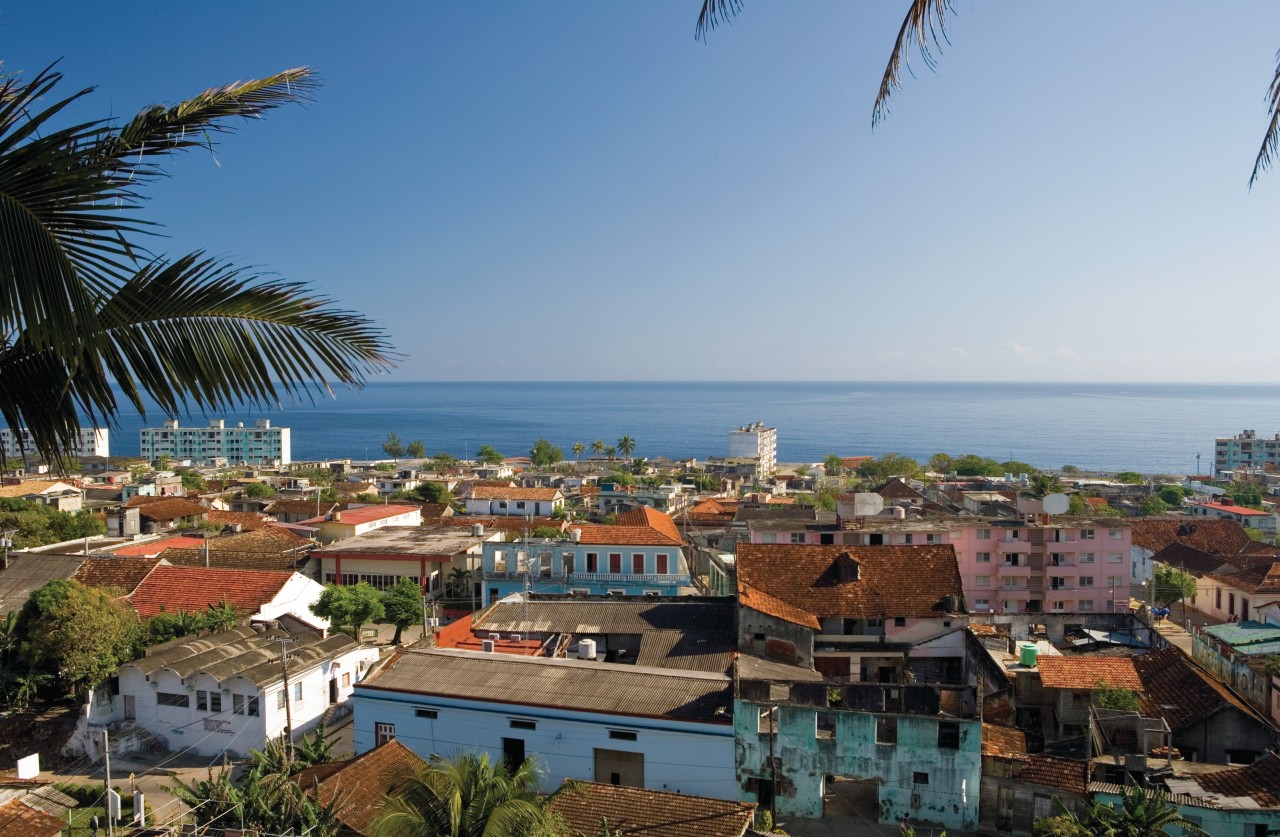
[572,442,585,461]
[0,65,393,466]
[1034,787,1208,837]
[616,435,636,459]
[604,445,617,461]
[373,752,566,837]
[694,1,1280,187]
[1025,473,1058,499]
[590,440,606,459]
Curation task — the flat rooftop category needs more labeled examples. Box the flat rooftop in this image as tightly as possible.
[312,526,485,557]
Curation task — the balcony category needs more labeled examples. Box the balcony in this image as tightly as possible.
[568,572,688,585]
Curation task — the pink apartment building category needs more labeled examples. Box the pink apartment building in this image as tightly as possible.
[745,514,1133,614]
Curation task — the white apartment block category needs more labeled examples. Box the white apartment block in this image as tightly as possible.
[140,419,291,466]
[729,421,777,476]
[0,427,109,459]
[1215,429,1280,474]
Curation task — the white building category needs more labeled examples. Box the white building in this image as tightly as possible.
[463,487,564,517]
[728,422,777,477]
[353,647,737,799]
[0,427,109,460]
[107,625,379,758]
[139,419,291,466]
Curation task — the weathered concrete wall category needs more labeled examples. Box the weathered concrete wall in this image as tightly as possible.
[735,699,980,831]
[740,606,813,668]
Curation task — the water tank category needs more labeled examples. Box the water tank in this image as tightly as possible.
[1019,642,1039,667]
[570,528,582,543]
[578,638,597,660]
[481,639,495,653]
[471,523,485,537]
[892,505,906,520]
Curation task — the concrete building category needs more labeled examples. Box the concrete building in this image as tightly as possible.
[1215,429,1280,474]
[139,418,291,466]
[352,647,737,798]
[312,525,496,597]
[728,422,777,477]
[1186,498,1278,538]
[0,426,109,460]
[463,486,564,517]
[104,625,377,758]
[311,505,423,544]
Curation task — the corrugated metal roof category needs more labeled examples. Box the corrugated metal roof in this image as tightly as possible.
[125,626,361,688]
[478,598,735,636]
[0,554,85,615]
[634,629,735,673]
[359,648,732,723]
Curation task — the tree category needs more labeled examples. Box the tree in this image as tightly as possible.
[1245,526,1264,542]
[179,470,207,492]
[381,578,423,645]
[310,583,385,637]
[823,453,844,476]
[244,482,277,499]
[383,433,406,463]
[0,498,105,548]
[1002,460,1040,476]
[405,440,426,460]
[1152,564,1197,607]
[1114,472,1145,485]
[373,752,566,837]
[604,445,617,460]
[927,453,953,475]
[1139,496,1170,517]
[413,481,452,506]
[695,2,1280,188]
[530,439,563,468]
[572,442,586,461]
[617,436,636,459]
[1061,465,1082,475]
[951,454,1003,477]
[590,440,606,459]
[1228,482,1265,509]
[0,66,393,468]
[856,453,922,483]
[476,445,504,465]
[1094,682,1141,713]
[1026,473,1058,499]
[17,580,140,697]
[430,451,459,471]
[1156,485,1187,507]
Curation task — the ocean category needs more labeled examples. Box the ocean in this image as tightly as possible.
[93,381,1280,475]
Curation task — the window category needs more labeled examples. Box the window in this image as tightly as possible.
[1079,600,1094,611]
[376,722,395,746]
[233,694,244,714]
[1081,529,1095,540]
[586,553,599,573]
[1051,577,1066,590]
[655,554,668,574]
[977,528,991,540]
[277,690,287,709]
[493,552,507,573]
[975,575,990,588]
[974,598,990,610]
[1080,552,1095,563]
[510,719,537,730]
[976,552,991,563]
[927,534,939,544]
[893,617,906,627]
[515,501,526,510]
[157,692,188,708]
[758,706,778,734]
[1079,576,1093,588]
[1004,553,1021,566]
[608,729,638,741]
[632,554,645,574]
[196,690,209,711]
[1053,600,1066,611]
[608,553,622,574]
[876,716,897,744]
[913,772,929,785]
[1216,588,1222,609]
[1108,552,1123,563]
[1004,578,1020,589]
[1229,593,1236,615]
[937,722,960,749]
[563,554,576,575]
[1108,529,1122,540]
[790,532,805,544]
[415,707,439,719]
[247,696,260,716]
[294,682,303,702]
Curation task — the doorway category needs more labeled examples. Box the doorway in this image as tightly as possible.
[502,737,526,772]
[329,678,339,705]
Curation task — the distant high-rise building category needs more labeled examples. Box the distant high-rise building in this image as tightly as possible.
[728,421,777,476]
[140,419,290,466]
[0,427,109,460]
[1214,429,1280,475]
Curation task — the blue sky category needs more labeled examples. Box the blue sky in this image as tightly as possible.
[6,2,1279,382]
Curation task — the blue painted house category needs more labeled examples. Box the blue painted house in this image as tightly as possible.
[480,507,693,604]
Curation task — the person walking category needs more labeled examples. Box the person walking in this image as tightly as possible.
[899,811,911,834]
[90,813,100,837]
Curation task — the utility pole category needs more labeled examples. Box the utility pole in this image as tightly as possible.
[0,528,16,571]
[102,729,113,837]
[276,635,295,749]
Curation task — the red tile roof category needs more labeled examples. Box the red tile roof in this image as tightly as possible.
[1035,656,1143,691]
[735,544,964,620]
[206,510,273,530]
[1207,561,1280,595]
[127,566,294,618]
[1195,751,1280,807]
[1014,755,1090,795]
[0,798,66,837]
[739,583,821,630]
[467,486,561,501]
[73,556,165,594]
[332,505,420,525]
[573,508,684,547]
[1188,501,1272,517]
[1134,647,1263,731]
[111,536,205,557]
[548,780,755,837]
[132,498,209,522]
[293,740,428,835]
[981,723,1028,757]
[618,507,683,542]
[1129,518,1253,555]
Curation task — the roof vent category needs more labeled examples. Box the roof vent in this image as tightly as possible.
[835,551,860,583]
[481,639,495,653]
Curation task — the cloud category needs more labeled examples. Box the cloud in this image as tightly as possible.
[1004,340,1042,363]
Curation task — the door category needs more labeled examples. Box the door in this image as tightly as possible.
[594,748,644,787]
[502,737,526,772]
[123,695,135,720]
[328,678,339,705]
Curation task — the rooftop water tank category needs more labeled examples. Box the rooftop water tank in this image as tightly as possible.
[578,638,597,660]
[1019,642,1039,668]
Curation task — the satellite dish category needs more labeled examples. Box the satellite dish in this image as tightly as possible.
[1043,493,1070,515]
[851,493,885,517]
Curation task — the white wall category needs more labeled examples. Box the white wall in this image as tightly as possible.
[259,573,329,630]
[353,691,737,800]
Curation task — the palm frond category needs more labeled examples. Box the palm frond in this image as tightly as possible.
[1249,48,1280,187]
[873,0,956,127]
[694,0,744,43]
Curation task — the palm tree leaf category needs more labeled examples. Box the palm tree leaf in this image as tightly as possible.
[695,0,745,42]
[1250,48,1280,187]
[873,0,956,126]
